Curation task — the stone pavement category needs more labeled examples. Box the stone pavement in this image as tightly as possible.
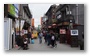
[11,37,80,51]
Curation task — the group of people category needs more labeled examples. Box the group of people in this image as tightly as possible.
[38,31,57,48]
[15,30,58,50]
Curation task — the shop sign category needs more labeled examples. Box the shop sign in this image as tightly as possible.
[60,29,66,34]
[14,4,19,17]
[71,30,78,36]
[15,8,18,18]
[8,4,19,18]
[13,4,19,10]
[9,4,15,17]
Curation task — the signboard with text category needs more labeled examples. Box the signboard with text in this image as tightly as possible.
[71,30,78,36]
[8,4,19,18]
[60,29,66,34]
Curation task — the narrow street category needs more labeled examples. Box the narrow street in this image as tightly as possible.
[4,4,84,51]
[11,37,80,51]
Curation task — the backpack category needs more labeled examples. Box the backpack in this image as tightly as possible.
[51,36,55,40]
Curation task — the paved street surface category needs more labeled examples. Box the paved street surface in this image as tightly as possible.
[11,37,80,51]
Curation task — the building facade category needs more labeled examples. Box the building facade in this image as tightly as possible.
[44,4,84,45]
[45,4,58,32]
[4,4,32,49]
[20,4,32,24]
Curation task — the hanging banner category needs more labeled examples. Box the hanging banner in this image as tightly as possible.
[21,20,25,31]
[15,19,19,35]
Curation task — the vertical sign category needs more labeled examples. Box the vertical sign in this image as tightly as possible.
[41,17,42,25]
[31,18,34,27]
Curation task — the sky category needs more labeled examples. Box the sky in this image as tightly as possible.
[29,4,53,27]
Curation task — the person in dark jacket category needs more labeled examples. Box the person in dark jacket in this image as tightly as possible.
[20,35,24,48]
[27,32,31,44]
[51,33,56,48]
[46,31,51,46]
[43,31,47,43]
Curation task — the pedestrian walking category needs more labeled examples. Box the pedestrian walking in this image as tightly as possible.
[46,31,51,46]
[38,32,43,44]
[55,33,58,41]
[51,33,56,48]
[43,31,47,43]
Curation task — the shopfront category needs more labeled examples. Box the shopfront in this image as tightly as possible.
[4,4,19,49]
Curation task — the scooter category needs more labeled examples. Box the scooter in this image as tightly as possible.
[23,38,28,50]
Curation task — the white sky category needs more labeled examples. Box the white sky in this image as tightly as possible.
[29,4,53,27]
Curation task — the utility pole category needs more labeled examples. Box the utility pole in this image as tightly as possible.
[18,4,22,50]
[76,4,78,24]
